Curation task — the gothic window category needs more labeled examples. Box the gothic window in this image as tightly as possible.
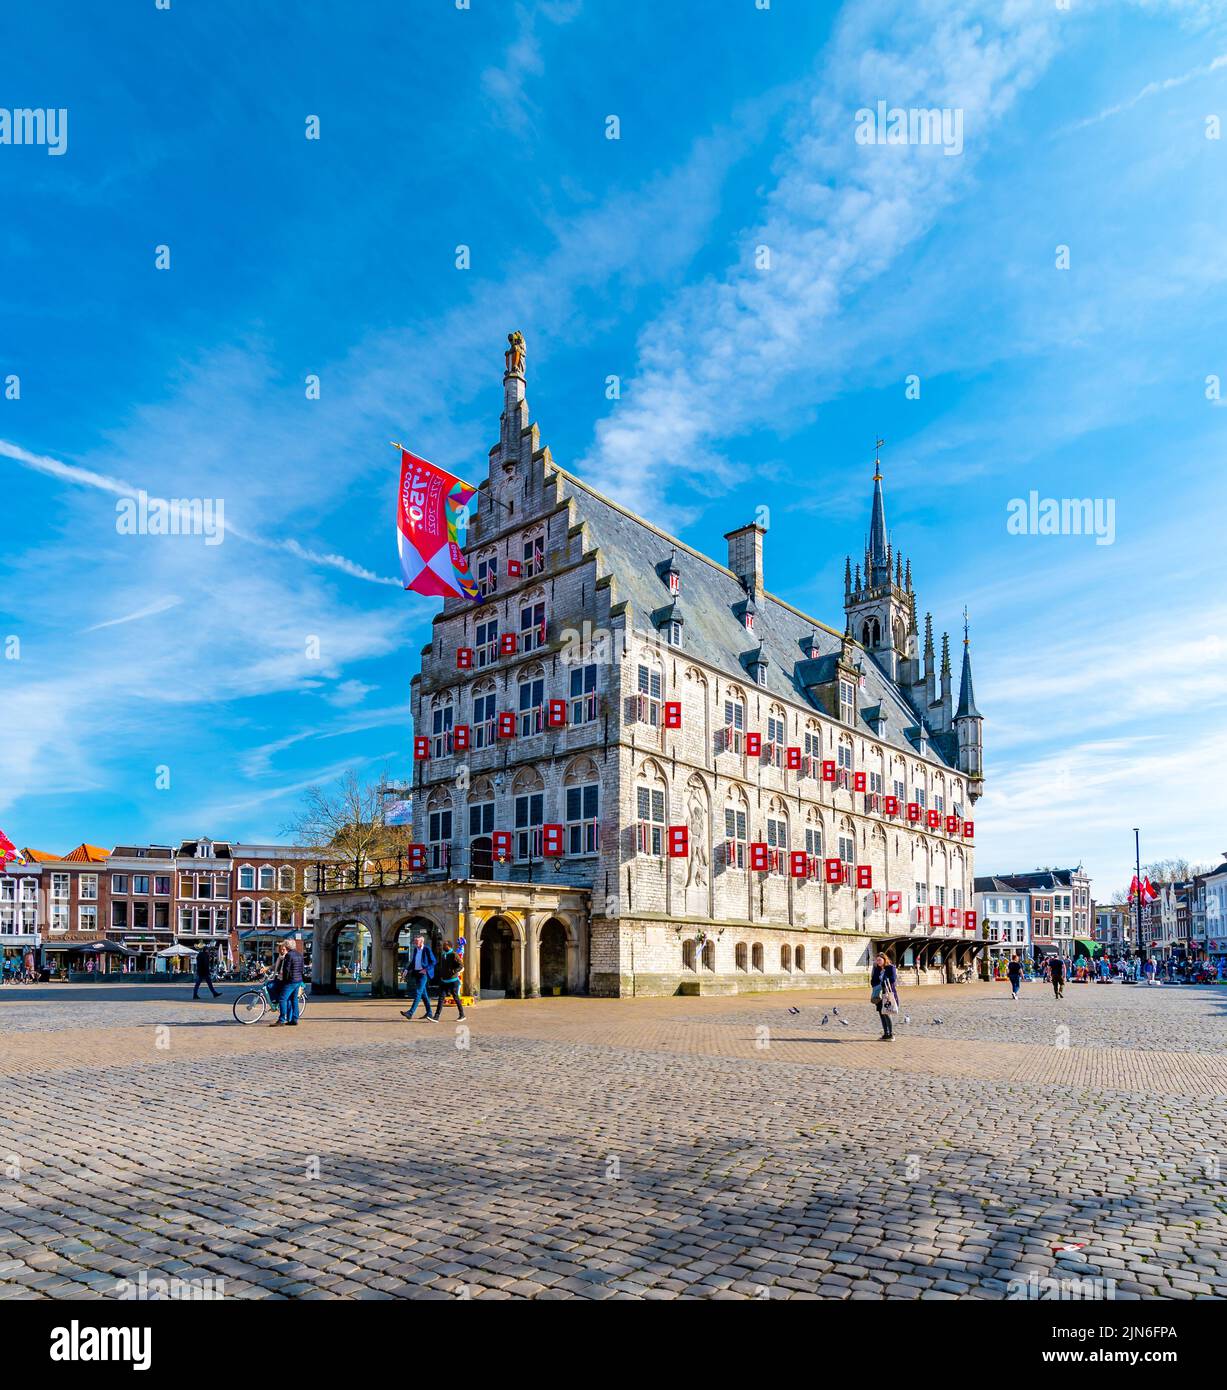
[512,769,544,861]
[781,945,792,972]
[476,551,497,595]
[475,612,499,668]
[722,687,746,754]
[518,666,545,736]
[735,942,748,971]
[636,761,668,857]
[682,939,697,971]
[636,660,662,726]
[427,792,453,871]
[833,947,844,973]
[702,940,715,971]
[796,945,806,972]
[751,943,764,972]
[519,592,547,652]
[569,663,598,724]
[805,809,823,859]
[472,680,497,749]
[522,529,546,578]
[431,697,454,758]
[724,792,748,870]
[564,757,600,856]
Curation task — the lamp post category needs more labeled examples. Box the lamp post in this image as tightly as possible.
[1133,827,1143,964]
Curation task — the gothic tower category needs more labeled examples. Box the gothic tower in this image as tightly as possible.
[843,452,913,685]
[954,614,985,799]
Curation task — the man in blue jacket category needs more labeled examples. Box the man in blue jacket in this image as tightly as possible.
[401,933,436,1020]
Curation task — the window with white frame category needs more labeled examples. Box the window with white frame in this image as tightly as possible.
[238,899,255,927]
[50,903,69,933]
[428,807,453,870]
[133,874,149,895]
[258,900,274,927]
[570,663,598,724]
[51,873,69,901]
[518,674,544,736]
[278,865,295,892]
[154,875,171,895]
[838,832,856,864]
[473,688,497,748]
[476,554,497,595]
[766,816,788,872]
[565,782,599,855]
[667,619,683,647]
[238,865,255,890]
[636,785,666,856]
[514,790,544,861]
[724,806,747,868]
[893,778,906,801]
[915,880,928,905]
[839,678,855,723]
[765,715,786,766]
[476,615,499,667]
[431,701,454,758]
[805,823,823,858]
[80,874,98,901]
[258,865,274,891]
[722,695,744,753]
[111,901,128,929]
[520,599,546,652]
[522,533,545,577]
[278,900,294,926]
[111,873,128,895]
[637,664,662,726]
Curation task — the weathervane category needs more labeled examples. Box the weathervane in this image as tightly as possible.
[873,437,884,481]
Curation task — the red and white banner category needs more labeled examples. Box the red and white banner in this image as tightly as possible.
[396,449,481,600]
[0,829,16,866]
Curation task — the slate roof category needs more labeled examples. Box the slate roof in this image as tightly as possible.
[551,466,959,770]
[987,869,1081,891]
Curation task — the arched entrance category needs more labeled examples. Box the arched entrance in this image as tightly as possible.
[392,917,442,997]
[328,921,373,995]
[538,918,568,994]
[479,916,517,996]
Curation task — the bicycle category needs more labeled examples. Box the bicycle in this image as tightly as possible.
[232,982,308,1025]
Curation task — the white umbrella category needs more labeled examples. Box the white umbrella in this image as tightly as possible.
[156,945,197,958]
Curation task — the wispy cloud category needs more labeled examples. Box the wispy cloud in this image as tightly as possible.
[1066,50,1227,131]
[83,595,183,632]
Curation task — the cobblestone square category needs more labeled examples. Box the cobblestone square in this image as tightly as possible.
[2,979,1225,1301]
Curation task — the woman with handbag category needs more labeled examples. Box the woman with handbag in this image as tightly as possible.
[870,952,900,1041]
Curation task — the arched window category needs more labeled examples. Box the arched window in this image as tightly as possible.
[682,939,697,971]
[258,899,274,927]
[702,940,715,972]
[720,684,746,755]
[833,947,844,973]
[796,945,806,972]
[258,865,275,891]
[751,942,764,972]
[564,756,600,856]
[636,759,668,857]
[518,662,546,736]
[472,677,497,749]
[427,789,453,871]
[805,808,824,862]
[520,525,546,578]
[519,586,547,653]
[278,865,295,892]
[821,946,831,972]
[430,694,454,758]
[723,788,749,870]
[765,703,787,767]
[735,942,748,972]
[781,944,792,972]
[474,605,499,667]
[766,799,790,874]
[512,768,544,861]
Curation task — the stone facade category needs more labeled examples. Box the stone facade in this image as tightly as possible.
[388,338,986,997]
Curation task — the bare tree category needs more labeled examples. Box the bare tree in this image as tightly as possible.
[285,769,399,886]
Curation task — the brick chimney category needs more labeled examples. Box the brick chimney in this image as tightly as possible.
[724,522,765,594]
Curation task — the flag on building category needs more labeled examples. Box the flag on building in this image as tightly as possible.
[396,449,481,601]
[0,829,17,866]
[1142,876,1158,903]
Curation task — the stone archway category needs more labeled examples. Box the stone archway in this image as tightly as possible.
[315,915,377,995]
[475,914,523,997]
[383,914,443,997]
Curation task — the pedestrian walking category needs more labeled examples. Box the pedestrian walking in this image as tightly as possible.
[272,940,304,1026]
[431,940,467,1022]
[1007,952,1023,1001]
[870,952,900,1041]
[1142,957,1155,986]
[400,933,436,1021]
[192,943,220,999]
[1049,954,1065,999]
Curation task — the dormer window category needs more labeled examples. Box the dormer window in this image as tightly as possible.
[839,678,855,723]
[668,620,683,647]
[668,570,679,595]
[744,611,755,632]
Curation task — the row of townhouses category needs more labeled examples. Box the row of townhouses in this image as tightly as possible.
[1100,861,1227,966]
[0,837,320,973]
[974,869,1092,965]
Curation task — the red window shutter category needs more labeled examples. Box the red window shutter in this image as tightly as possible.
[856,865,873,890]
[664,700,682,729]
[962,820,974,839]
[786,746,801,770]
[456,646,474,670]
[413,735,430,760]
[964,910,977,931]
[500,632,517,655]
[946,815,959,834]
[790,850,808,878]
[928,906,941,927]
[542,824,564,857]
[926,808,940,829]
[822,760,836,782]
[824,857,842,884]
[887,890,902,914]
[749,841,769,873]
[907,802,921,822]
[746,732,762,757]
[506,558,522,577]
[668,825,688,858]
[853,772,867,793]
[547,699,567,728]
[492,831,512,862]
[497,711,516,739]
[884,795,899,817]
[406,844,427,871]
[452,724,471,751]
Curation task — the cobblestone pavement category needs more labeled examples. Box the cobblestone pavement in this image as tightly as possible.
[1,982,1225,1300]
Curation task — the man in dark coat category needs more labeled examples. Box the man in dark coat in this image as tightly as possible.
[192,943,220,999]
[1049,954,1065,999]
[400,933,436,1020]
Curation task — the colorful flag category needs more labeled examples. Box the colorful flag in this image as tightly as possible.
[0,830,17,866]
[1142,876,1158,903]
[1130,874,1141,898]
[396,449,481,601]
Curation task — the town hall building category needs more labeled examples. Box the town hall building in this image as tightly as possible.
[310,336,986,997]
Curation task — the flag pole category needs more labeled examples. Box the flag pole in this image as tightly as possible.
[1134,826,1143,960]
[390,441,513,516]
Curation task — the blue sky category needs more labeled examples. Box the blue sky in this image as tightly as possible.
[2,0,1225,895]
